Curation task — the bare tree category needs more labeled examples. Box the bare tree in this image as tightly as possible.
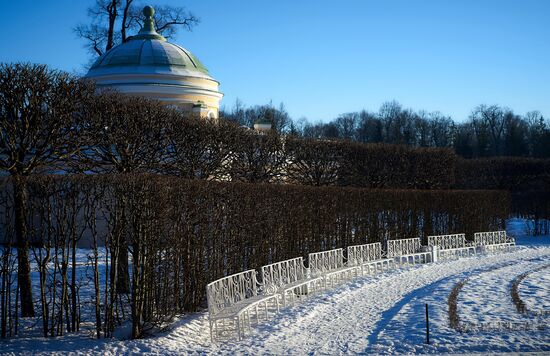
[302,121,327,139]
[428,112,455,148]
[335,113,358,140]
[224,100,291,133]
[0,63,94,317]
[75,1,199,58]
[471,105,507,156]
[356,111,382,144]
[524,111,548,157]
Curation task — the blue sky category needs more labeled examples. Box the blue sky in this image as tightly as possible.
[2,0,549,122]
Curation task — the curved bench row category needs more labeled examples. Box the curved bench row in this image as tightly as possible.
[207,230,515,342]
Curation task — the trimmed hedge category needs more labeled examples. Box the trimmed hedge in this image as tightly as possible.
[3,175,509,312]
[455,157,550,191]
[285,137,457,189]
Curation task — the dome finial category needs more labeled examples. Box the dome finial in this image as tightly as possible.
[130,5,166,41]
[143,5,155,18]
[140,6,157,34]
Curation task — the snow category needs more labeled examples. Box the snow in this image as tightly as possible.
[519,267,550,314]
[457,258,547,326]
[2,219,549,355]
[508,217,550,246]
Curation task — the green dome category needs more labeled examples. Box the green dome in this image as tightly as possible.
[83,5,223,118]
[89,5,209,75]
[90,39,209,75]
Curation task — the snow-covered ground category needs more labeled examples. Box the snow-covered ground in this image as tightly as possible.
[519,266,550,314]
[2,219,549,355]
[508,217,550,246]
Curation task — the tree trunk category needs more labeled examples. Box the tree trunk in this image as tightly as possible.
[111,195,129,294]
[106,0,118,51]
[92,226,102,339]
[71,236,77,332]
[131,244,140,339]
[12,176,35,318]
[117,247,129,293]
[1,249,8,338]
[120,0,133,42]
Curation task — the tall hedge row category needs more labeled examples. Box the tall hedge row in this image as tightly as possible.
[455,157,550,191]
[2,175,508,316]
[511,191,550,235]
[285,137,457,189]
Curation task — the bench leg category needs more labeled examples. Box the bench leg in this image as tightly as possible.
[236,317,242,341]
[283,290,292,308]
[210,320,215,343]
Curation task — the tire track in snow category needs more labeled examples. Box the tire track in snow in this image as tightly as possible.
[457,257,549,329]
[447,259,541,332]
[511,263,550,315]
[363,254,550,355]
[367,260,521,344]
[312,251,547,354]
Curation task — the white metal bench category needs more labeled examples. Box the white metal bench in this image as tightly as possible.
[309,248,360,288]
[428,233,476,260]
[428,233,466,250]
[261,257,324,307]
[207,270,280,341]
[387,238,433,266]
[437,245,477,259]
[474,230,516,253]
[347,242,395,275]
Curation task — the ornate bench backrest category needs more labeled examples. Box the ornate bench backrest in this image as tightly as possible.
[474,231,507,246]
[261,257,307,294]
[206,269,259,316]
[347,242,383,266]
[387,238,421,258]
[427,233,466,250]
[308,248,345,277]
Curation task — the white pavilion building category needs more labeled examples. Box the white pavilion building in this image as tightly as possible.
[84,6,223,119]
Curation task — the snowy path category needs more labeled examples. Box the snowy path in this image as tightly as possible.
[113,247,550,355]
[4,245,549,355]
[361,252,550,355]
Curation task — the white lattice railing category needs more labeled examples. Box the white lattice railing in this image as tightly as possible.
[427,233,466,250]
[438,246,477,260]
[394,251,433,265]
[207,229,518,342]
[387,238,421,258]
[206,270,259,316]
[308,248,346,277]
[261,257,307,294]
[347,242,383,266]
[474,231,509,246]
[482,243,515,253]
